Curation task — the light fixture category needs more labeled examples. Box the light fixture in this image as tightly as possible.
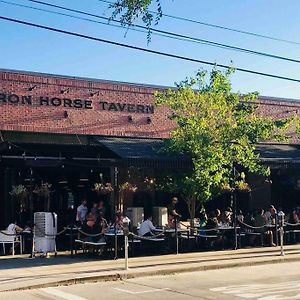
[60,88,70,94]
[90,91,100,97]
[28,85,37,91]
[128,116,133,123]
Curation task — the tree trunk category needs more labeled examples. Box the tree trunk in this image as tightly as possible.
[186,197,196,228]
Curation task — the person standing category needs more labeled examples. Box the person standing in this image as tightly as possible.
[76,199,88,225]
[167,197,181,228]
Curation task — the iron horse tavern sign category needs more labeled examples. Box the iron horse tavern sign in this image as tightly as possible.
[0,93,155,114]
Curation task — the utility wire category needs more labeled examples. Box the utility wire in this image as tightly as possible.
[21,0,300,65]
[0,0,249,50]
[1,15,300,83]
[98,0,300,46]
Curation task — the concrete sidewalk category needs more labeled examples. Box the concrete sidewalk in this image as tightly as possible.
[0,245,299,292]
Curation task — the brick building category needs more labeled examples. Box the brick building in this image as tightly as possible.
[0,69,300,228]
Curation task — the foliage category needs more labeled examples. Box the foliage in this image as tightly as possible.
[33,182,52,198]
[93,183,114,194]
[109,0,162,42]
[119,181,138,192]
[9,185,28,198]
[155,67,297,218]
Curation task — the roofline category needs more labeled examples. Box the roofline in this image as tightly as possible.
[1,68,300,103]
[0,68,171,90]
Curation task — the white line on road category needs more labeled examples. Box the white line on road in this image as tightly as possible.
[41,287,88,300]
[210,282,300,300]
[113,287,170,294]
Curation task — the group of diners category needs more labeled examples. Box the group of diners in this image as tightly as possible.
[197,205,300,248]
[75,199,124,243]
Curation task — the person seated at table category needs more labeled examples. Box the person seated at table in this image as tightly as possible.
[138,215,157,237]
[215,209,222,225]
[98,211,108,234]
[264,205,277,225]
[98,201,106,217]
[254,208,275,247]
[167,197,181,228]
[91,201,100,221]
[81,213,100,242]
[287,208,300,230]
[7,220,23,234]
[204,212,219,235]
[114,211,124,230]
[6,221,23,254]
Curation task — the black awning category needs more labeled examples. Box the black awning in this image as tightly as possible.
[93,136,192,169]
[256,144,300,164]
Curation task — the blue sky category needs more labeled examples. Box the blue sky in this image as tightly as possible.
[1,0,300,99]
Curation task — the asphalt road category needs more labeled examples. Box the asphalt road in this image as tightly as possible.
[1,261,300,300]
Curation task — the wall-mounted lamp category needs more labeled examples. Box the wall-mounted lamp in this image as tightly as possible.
[90,91,100,97]
[63,111,68,118]
[128,116,133,123]
[28,85,37,91]
[146,117,152,124]
[60,88,70,94]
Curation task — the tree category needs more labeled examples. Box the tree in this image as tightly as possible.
[109,0,162,41]
[155,68,297,222]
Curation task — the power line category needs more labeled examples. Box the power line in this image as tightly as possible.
[0,0,249,50]
[1,15,300,83]
[98,0,300,46]
[21,0,300,65]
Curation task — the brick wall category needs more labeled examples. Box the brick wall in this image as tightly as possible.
[0,69,300,142]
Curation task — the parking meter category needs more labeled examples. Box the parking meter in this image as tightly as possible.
[123,217,130,270]
[123,217,130,237]
[278,211,285,228]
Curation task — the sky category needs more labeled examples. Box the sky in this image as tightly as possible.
[1,0,300,99]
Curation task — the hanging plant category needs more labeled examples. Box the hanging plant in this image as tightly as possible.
[33,182,53,198]
[93,183,114,194]
[143,177,156,190]
[235,180,251,192]
[220,182,234,193]
[119,181,138,193]
[9,185,28,198]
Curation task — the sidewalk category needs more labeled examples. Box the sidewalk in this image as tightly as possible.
[0,245,299,292]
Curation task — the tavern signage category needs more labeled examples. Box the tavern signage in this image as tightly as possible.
[0,93,154,114]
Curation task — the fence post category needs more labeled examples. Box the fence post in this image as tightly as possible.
[175,217,179,255]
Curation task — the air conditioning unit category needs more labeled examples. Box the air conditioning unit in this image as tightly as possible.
[34,212,57,254]
[126,207,144,227]
[153,207,168,227]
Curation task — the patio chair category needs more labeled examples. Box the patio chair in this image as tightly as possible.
[0,230,22,255]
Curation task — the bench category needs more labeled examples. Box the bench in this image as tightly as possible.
[0,231,22,255]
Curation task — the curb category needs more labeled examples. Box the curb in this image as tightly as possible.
[2,253,300,293]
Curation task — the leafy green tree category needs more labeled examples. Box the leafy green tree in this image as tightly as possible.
[109,0,162,41]
[155,68,297,221]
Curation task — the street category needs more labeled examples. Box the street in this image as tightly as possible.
[1,261,299,300]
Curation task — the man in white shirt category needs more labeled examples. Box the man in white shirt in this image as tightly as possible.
[138,216,156,236]
[7,221,23,234]
[76,199,88,224]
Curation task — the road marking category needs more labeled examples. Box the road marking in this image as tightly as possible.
[41,287,88,300]
[114,287,170,294]
[210,282,300,300]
